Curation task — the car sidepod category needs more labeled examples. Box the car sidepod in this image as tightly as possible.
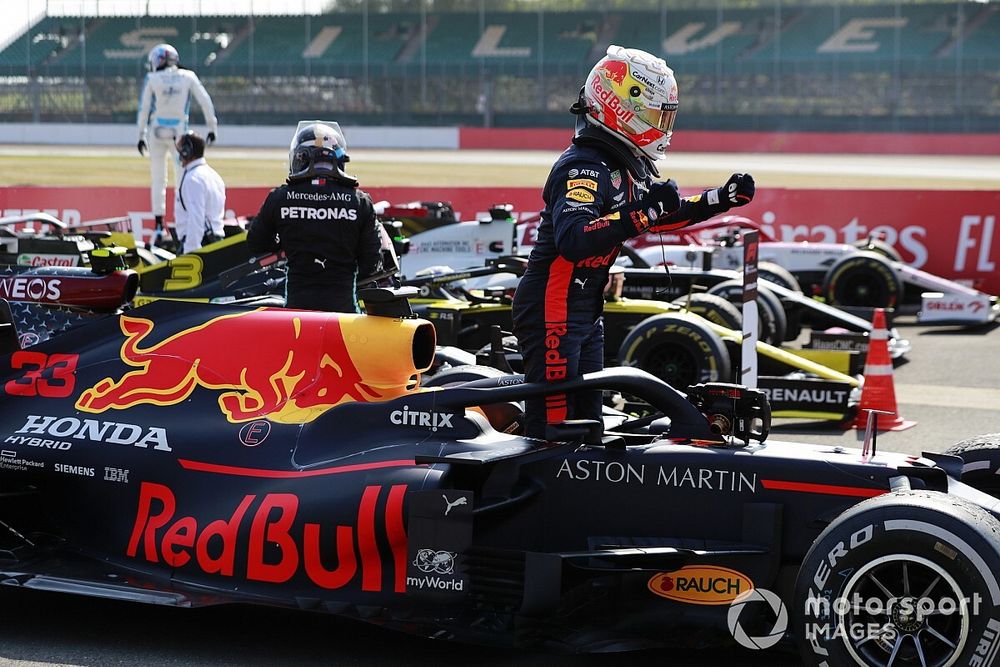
[403,420,975,652]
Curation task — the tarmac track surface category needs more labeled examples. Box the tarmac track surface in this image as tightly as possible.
[0,585,799,666]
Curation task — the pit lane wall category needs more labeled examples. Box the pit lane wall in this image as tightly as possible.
[2,185,997,295]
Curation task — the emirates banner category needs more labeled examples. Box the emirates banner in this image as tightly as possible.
[1,185,997,294]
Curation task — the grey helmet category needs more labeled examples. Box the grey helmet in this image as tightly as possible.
[288,120,356,184]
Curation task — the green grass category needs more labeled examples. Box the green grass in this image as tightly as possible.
[1,151,995,189]
[0,154,554,188]
[0,155,286,188]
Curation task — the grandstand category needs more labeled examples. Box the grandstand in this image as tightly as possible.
[0,1,997,132]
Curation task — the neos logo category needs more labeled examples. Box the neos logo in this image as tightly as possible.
[0,277,61,301]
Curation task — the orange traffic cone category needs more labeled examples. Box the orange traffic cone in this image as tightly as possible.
[850,308,917,432]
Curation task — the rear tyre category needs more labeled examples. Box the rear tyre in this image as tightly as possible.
[706,280,787,346]
[822,251,902,309]
[854,238,903,263]
[757,286,788,346]
[757,261,802,293]
[943,433,1000,498]
[793,490,1000,667]
[758,261,803,342]
[616,313,732,390]
[671,293,742,332]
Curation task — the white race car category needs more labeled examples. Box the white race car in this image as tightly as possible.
[629,215,999,327]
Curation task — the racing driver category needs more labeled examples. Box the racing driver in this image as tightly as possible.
[247,121,382,313]
[136,43,219,238]
[512,45,756,440]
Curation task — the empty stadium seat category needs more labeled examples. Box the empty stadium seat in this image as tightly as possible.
[0,5,994,131]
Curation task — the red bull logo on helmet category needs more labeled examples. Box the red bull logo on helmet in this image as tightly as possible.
[76,309,381,424]
[589,75,636,125]
[601,60,629,85]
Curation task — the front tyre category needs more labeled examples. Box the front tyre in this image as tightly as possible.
[943,433,1000,498]
[854,238,904,263]
[793,490,1000,667]
[822,251,902,309]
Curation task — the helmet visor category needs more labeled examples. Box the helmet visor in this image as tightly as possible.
[291,120,347,155]
[640,104,677,133]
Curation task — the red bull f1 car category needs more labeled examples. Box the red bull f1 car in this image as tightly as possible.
[1,289,1000,665]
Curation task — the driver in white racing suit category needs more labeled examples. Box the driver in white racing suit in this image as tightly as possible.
[137,43,219,235]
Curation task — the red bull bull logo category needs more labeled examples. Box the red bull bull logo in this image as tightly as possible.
[76,309,381,424]
[601,60,629,85]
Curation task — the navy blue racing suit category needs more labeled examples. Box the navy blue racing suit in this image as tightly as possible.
[512,126,724,440]
[248,174,382,313]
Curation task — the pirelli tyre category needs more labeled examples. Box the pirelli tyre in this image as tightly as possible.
[616,313,731,390]
[822,251,902,310]
[758,261,804,342]
[943,433,1000,498]
[758,261,802,293]
[792,490,1000,667]
[671,293,743,332]
[854,237,904,263]
[706,279,787,346]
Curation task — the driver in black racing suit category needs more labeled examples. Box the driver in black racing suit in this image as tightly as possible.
[248,121,381,313]
[512,46,756,440]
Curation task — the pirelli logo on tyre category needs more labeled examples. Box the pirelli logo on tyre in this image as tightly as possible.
[566,178,598,191]
[618,316,728,386]
[566,188,595,204]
